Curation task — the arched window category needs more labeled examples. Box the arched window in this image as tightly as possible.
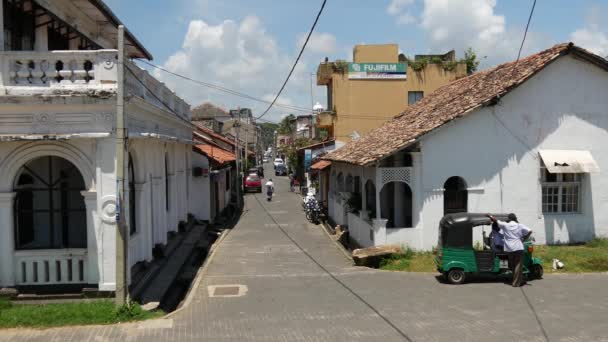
[330,172,336,197]
[345,174,353,192]
[380,182,412,228]
[128,153,136,235]
[13,156,86,249]
[337,173,344,193]
[165,152,169,211]
[365,180,376,218]
[444,176,467,215]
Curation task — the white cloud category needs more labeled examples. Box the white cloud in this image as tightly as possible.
[397,12,416,25]
[571,28,608,57]
[154,16,313,122]
[569,5,608,57]
[387,0,415,16]
[297,32,337,54]
[419,0,547,67]
[387,0,416,26]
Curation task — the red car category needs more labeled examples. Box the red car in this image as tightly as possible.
[244,173,262,193]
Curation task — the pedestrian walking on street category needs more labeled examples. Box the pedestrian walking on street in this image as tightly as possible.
[265,178,275,201]
[293,177,300,193]
[488,213,532,287]
[288,173,294,192]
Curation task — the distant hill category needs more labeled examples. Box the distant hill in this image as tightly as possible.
[192,102,229,120]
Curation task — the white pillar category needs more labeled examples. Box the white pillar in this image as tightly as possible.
[0,192,16,286]
[135,182,152,260]
[167,173,176,231]
[412,152,423,229]
[81,191,100,285]
[375,166,382,220]
[34,25,48,51]
[151,176,163,244]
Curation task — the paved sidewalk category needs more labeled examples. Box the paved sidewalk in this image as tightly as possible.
[1,170,608,341]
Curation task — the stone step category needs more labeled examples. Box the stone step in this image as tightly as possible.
[137,224,205,305]
[130,220,196,300]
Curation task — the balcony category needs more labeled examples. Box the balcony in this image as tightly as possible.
[0,50,189,120]
[316,110,335,127]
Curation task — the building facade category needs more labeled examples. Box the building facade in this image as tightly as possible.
[316,44,467,143]
[324,43,608,250]
[0,0,192,292]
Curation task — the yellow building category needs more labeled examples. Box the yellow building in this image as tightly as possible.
[316,44,467,142]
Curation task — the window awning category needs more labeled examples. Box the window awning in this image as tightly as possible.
[539,150,600,173]
[311,160,331,170]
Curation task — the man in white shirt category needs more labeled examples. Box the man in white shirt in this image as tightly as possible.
[488,213,532,287]
[265,179,275,201]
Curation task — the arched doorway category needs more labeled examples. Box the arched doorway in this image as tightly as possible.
[380,182,412,228]
[337,172,344,193]
[365,180,376,218]
[13,156,86,249]
[444,176,468,215]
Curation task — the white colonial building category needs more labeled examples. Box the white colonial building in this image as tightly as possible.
[0,0,193,292]
[324,43,608,250]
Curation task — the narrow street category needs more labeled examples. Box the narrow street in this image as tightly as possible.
[1,165,607,341]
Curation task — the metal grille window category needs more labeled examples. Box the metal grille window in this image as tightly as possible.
[3,0,35,51]
[13,156,86,250]
[541,163,581,213]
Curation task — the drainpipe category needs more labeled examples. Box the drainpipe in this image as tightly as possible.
[115,25,128,306]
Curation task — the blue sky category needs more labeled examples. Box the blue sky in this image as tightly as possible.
[105,0,608,122]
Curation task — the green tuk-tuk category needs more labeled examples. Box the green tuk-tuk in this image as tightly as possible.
[435,213,544,284]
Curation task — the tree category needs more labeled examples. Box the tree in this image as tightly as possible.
[259,122,278,150]
[277,114,296,135]
[191,102,228,120]
[462,47,480,75]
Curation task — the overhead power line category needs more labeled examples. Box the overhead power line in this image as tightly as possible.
[516,0,537,62]
[136,59,312,114]
[256,0,328,120]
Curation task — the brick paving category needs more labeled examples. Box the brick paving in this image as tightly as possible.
[1,170,608,341]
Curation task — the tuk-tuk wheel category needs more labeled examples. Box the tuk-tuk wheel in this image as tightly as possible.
[531,264,543,279]
[446,269,466,285]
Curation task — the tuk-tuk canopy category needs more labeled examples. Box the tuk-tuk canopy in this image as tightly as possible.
[439,213,510,248]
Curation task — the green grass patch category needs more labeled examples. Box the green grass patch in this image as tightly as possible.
[379,248,436,272]
[0,299,163,329]
[378,238,608,273]
[535,238,608,273]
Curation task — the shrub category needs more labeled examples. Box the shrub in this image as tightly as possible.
[581,256,608,272]
[586,238,608,248]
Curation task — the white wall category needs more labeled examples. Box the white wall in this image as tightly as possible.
[418,55,608,249]
[190,151,210,221]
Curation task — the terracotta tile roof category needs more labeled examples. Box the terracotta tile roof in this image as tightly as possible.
[310,160,331,170]
[192,121,235,146]
[297,139,336,151]
[194,144,235,165]
[323,43,608,166]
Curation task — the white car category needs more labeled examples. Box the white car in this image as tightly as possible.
[273,158,284,168]
[263,158,269,163]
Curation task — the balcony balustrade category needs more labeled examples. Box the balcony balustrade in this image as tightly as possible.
[0,50,190,120]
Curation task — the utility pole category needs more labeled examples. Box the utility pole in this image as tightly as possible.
[244,124,248,172]
[234,121,242,208]
[115,25,128,306]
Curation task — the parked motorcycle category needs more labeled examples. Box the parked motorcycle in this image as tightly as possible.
[304,195,321,224]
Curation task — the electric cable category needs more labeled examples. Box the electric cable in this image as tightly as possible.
[136,59,313,114]
[256,0,328,120]
[516,0,537,62]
